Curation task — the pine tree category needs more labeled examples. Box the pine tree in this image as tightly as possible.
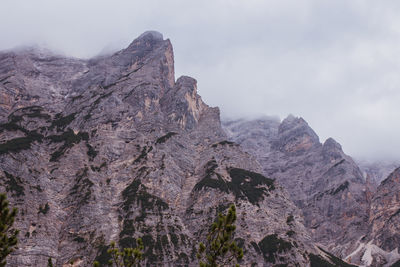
[93,238,144,267]
[47,257,54,267]
[196,204,244,267]
[0,193,19,267]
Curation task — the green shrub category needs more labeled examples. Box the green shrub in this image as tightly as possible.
[258,234,293,263]
[155,132,177,144]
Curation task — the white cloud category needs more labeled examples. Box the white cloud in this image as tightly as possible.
[1,0,400,160]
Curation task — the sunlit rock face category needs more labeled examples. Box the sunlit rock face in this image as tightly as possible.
[0,32,355,266]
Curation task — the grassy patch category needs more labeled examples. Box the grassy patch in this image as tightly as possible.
[50,113,76,131]
[193,159,228,193]
[330,181,349,195]
[9,106,50,121]
[0,132,43,155]
[170,233,179,247]
[73,236,85,243]
[251,241,261,254]
[309,254,336,267]
[0,121,27,134]
[91,162,107,172]
[286,215,294,225]
[257,234,293,263]
[38,203,50,215]
[211,140,235,148]
[142,234,158,263]
[193,163,275,205]
[193,173,229,194]
[86,143,98,161]
[227,167,275,205]
[315,247,358,267]
[94,245,111,266]
[121,179,169,220]
[119,237,138,249]
[391,260,400,267]
[133,146,152,163]
[0,137,34,154]
[3,171,24,197]
[155,132,177,144]
[119,219,135,239]
[47,129,89,162]
[286,230,295,237]
[177,252,189,265]
[69,167,94,205]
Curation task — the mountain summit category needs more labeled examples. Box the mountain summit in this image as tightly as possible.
[1,32,395,266]
[0,32,345,266]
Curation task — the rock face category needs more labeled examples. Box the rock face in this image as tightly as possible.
[369,168,400,252]
[357,160,400,187]
[223,117,370,257]
[346,167,400,267]
[0,32,355,266]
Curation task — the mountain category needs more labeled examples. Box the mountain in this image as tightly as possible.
[223,117,400,266]
[357,160,399,187]
[0,32,355,266]
[370,167,400,252]
[223,117,369,254]
[344,167,400,267]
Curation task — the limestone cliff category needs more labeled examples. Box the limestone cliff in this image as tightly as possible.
[0,32,352,266]
[223,117,369,261]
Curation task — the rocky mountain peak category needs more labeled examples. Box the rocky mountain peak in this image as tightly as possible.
[2,31,394,267]
[138,30,164,41]
[279,115,317,138]
[161,76,209,130]
[322,137,344,162]
[125,30,166,51]
[4,32,338,266]
[223,116,369,262]
[323,137,341,150]
[107,31,175,90]
[175,76,197,93]
[275,115,320,154]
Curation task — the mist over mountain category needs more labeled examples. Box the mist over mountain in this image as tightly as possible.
[2,1,400,161]
[1,30,399,266]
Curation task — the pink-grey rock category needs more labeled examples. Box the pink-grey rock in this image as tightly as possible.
[0,32,352,267]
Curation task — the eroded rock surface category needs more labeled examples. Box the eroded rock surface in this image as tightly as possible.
[223,117,369,258]
[0,32,354,266]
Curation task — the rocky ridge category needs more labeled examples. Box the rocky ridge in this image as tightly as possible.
[223,117,400,266]
[345,167,400,267]
[0,32,355,266]
[223,117,368,253]
[357,160,399,188]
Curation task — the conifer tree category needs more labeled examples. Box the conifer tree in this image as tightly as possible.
[93,238,144,267]
[196,204,244,267]
[0,193,19,267]
[47,258,54,267]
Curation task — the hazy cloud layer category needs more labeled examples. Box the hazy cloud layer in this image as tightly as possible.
[1,0,400,161]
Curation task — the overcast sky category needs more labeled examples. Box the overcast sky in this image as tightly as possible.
[1,0,400,161]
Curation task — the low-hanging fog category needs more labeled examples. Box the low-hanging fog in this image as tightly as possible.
[1,0,400,161]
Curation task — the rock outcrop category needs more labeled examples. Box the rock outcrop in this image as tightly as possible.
[345,168,400,267]
[357,160,399,187]
[223,117,369,259]
[0,32,355,266]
